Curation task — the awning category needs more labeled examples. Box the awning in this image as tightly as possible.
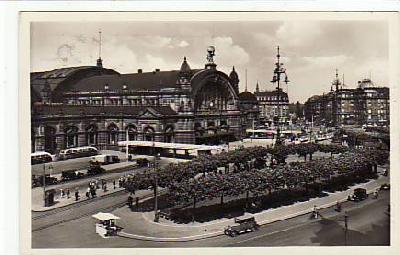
[92,212,120,221]
[118,140,222,151]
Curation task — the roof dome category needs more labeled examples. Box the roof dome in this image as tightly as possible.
[229,66,239,81]
[238,91,257,102]
[358,78,375,89]
[179,56,191,74]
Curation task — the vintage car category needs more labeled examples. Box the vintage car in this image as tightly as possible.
[348,188,368,201]
[380,183,390,190]
[224,216,259,237]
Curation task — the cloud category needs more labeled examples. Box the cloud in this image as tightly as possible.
[302,55,348,67]
[56,44,74,64]
[213,36,250,66]
[178,40,189,48]
[276,22,323,48]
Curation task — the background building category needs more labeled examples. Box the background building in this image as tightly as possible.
[254,82,289,126]
[304,72,389,127]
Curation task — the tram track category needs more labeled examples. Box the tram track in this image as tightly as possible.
[32,189,166,232]
[32,189,127,220]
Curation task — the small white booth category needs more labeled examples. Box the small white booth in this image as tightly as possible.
[92,212,121,238]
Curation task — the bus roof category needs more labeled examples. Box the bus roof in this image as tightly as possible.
[118,141,222,151]
[31,151,52,157]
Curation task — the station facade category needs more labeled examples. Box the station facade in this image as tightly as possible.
[31,48,249,153]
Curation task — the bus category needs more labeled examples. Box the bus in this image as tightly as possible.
[246,129,276,139]
[57,146,99,160]
[90,154,120,165]
[31,151,53,165]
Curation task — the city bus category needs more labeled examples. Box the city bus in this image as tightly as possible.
[31,151,53,165]
[57,146,99,160]
[245,129,276,139]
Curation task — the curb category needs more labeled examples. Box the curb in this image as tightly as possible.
[118,231,224,242]
[32,189,127,212]
[116,178,386,242]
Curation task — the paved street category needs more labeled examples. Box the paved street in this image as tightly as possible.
[31,188,390,248]
[31,154,185,211]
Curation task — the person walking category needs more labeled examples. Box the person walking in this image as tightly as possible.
[86,188,90,199]
[75,189,80,201]
[113,180,116,189]
[66,188,70,199]
[127,195,133,209]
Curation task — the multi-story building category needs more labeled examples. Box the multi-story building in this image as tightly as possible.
[304,72,389,127]
[31,47,249,153]
[254,82,289,126]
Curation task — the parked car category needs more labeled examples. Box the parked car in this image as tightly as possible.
[380,183,390,190]
[87,163,105,176]
[32,174,58,187]
[349,188,368,201]
[224,216,259,237]
[136,158,149,167]
[61,170,84,181]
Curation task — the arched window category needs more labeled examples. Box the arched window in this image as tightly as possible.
[164,125,174,143]
[44,126,57,152]
[86,124,98,145]
[65,126,78,148]
[125,125,137,141]
[107,123,119,145]
[143,126,155,141]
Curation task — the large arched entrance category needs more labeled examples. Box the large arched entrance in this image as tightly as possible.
[191,71,239,145]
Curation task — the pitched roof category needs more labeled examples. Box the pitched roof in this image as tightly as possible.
[68,69,203,93]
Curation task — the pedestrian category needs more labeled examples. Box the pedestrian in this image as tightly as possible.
[61,189,65,198]
[91,188,96,198]
[127,195,133,209]
[113,180,116,189]
[374,190,379,199]
[66,188,70,199]
[336,201,342,212]
[75,189,80,201]
[86,188,90,199]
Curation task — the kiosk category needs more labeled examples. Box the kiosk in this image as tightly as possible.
[92,212,121,238]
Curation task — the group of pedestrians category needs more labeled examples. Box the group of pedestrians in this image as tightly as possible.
[118,175,134,188]
[58,187,81,201]
[59,188,70,199]
[86,180,98,199]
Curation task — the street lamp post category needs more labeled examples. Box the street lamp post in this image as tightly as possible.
[270,46,289,147]
[153,142,160,222]
[42,162,53,207]
[43,163,46,206]
[344,211,349,246]
[126,128,129,161]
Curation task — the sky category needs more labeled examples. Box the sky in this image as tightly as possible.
[31,20,388,103]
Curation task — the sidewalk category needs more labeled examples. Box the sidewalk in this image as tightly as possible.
[31,155,186,212]
[115,167,389,242]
